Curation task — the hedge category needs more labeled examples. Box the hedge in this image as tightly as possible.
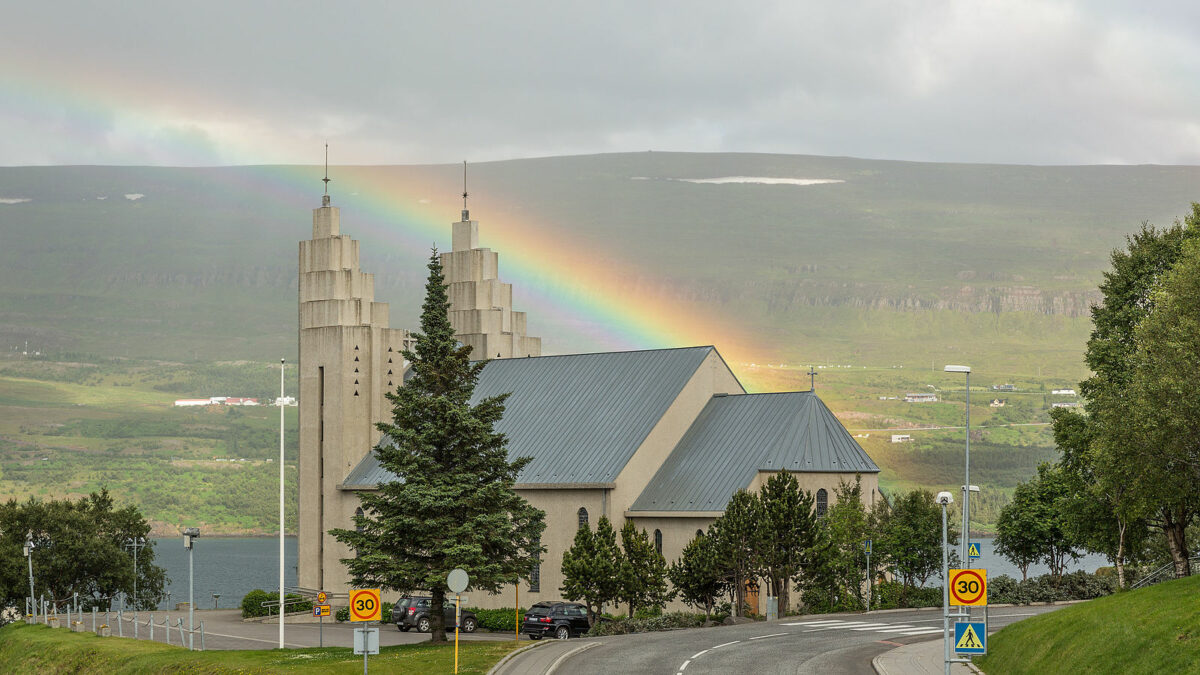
[240,590,314,618]
[587,612,706,637]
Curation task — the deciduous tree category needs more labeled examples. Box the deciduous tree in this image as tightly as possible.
[873,489,946,602]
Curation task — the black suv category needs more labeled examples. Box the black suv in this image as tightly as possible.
[394,597,477,633]
[521,601,590,640]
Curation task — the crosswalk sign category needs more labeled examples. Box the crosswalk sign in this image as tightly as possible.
[968,542,981,559]
[954,621,987,654]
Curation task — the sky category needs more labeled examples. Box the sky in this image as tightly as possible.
[3,1,1199,167]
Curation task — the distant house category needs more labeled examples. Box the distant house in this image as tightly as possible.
[174,399,211,407]
[274,396,298,406]
[891,434,913,443]
[1052,402,1079,408]
[992,384,1015,392]
[1051,389,1077,396]
[904,392,938,403]
[990,399,1006,408]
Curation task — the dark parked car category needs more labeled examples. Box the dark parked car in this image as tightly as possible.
[394,596,477,633]
[521,601,590,640]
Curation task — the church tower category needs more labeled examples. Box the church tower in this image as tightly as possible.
[297,183,413,592]
[440,165,541,358]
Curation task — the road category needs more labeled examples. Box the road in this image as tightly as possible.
[556,605,1064,675]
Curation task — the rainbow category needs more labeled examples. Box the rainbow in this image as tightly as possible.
[1,66,777,389]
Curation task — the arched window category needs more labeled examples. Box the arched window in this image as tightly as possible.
[577,507,589,528]
[354,507,365,533]
[696,529,704,538]
[816,489,828,518]
[654,529,663,555]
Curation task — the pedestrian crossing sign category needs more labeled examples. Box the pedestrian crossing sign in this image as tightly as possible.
[968,542,981,559]
[954,621,987,654]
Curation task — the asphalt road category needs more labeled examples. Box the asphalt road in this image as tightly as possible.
[558,605,1065,675]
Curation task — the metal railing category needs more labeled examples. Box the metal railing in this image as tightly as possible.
[26,598,205,650]
[1130,555,1200,590]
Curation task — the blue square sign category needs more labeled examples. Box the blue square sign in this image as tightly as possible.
[954,621,986,654]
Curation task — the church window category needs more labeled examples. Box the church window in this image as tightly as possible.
[354,390,359,397]
[529,537,541,592]
[577,507,588,528]
[654,529,663,555]
[354,379,358,385]
[816,489,828,518]
[354,356,359,362]
[696,529,704,538]
[354,508,364,557]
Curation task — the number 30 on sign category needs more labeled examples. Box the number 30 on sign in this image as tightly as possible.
[349,588,381,622]
[949,569,987,606]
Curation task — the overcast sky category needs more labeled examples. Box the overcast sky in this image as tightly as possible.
[3,1,1199,167]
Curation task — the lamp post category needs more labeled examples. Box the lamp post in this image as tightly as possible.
[937,491,954,675]
[944,365,971,567]
[278,357,286,650]
[126,537,146,638]
[212,593,221,609]
[183,527,200,650]
[23,535,35,621]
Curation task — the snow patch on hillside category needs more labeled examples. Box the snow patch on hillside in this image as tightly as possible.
[0,197,31,204]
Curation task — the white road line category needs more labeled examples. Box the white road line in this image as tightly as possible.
[782,620,845,626]
[712,640,741,649]
[749,632,788,640]
[679,659,690,671]
[803,622,883,632]
[691,650,709,659]
[201,630,308,648]
[850,625,915,631]
[893,628,945,636]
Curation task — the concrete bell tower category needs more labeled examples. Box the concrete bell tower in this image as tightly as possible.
[297,163,413,592]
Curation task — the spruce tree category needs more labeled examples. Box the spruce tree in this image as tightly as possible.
[711,489,762,617]
[560,515,622,626]
[329,250,545,643]
[617,520,672,617]
[757,472,818,614]
[668,529,727,621]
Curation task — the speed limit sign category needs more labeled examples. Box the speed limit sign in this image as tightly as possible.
[349,588,381,622]
[949,569,987,606]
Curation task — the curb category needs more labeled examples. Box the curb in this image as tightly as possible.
[546,641,600,675]
[486,639,550,675]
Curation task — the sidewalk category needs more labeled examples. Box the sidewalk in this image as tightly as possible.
[873,638,983,674]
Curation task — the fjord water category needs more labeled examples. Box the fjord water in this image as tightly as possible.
[151,537,297,610]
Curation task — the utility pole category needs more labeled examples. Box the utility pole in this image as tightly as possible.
[23,536,35,621]
[183,528,200,650]
[279,357,286,650]
[126,537,146,638]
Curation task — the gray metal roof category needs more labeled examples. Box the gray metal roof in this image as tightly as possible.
[344,346,719,486]
[630,391,879,512]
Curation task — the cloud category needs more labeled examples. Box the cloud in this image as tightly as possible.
[2,1,1198,166]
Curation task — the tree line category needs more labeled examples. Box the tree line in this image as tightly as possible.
[1003,205,1200,587]
[561,473,959,624]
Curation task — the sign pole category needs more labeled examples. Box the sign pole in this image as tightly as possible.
[515,582,519,643]
[942,499,951,675]
[455,593,461,674]
[278,358,286,650]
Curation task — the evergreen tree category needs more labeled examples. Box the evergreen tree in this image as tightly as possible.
[617,520,672,617]
[711,489,762,616]
[329,251,545,643]
[668,529,727,621]
[756,472,818,614]
[560,515,622,626]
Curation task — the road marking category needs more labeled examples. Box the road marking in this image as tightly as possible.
[201,630,308,648]
[750,632,788,640]
[712,640,740,649]
[679,659,690,671]
[782,620,843,626]
[851,625,915,631]
[691,650,709,659]
[892,628,944,636]
[803,622,883,632]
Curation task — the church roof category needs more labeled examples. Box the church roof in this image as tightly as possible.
[630,391,879,512]
[342,346,722,487]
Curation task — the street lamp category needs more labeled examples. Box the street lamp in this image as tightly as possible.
[937,491,955,675]
[23,535,35,621]
[183,527,200,650]
[125,537,146,638]
[212,593,221,609]
[944,364,972,568]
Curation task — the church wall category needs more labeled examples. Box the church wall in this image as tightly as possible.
[746,470,880,511]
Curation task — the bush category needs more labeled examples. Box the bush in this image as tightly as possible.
[985,572,1115,605]
[587,611,705,637]
[873,581,943,610]
[240,590,313,618]
[336,606,350,622]
[465,608,526,632]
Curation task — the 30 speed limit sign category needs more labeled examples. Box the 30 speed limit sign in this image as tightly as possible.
[349,588,381,622]
[949,569,987,606]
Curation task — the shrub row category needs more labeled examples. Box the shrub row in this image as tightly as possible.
[586,611,706,637]
[988,571,1115,604]
[465,608,527,632]
[335,602,394,623]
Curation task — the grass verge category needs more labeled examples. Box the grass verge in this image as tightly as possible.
[975,575,1200,674]
[0,622,526,674]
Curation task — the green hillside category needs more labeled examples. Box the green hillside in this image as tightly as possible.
[1,153,1197,534]
[977,576,1200,674]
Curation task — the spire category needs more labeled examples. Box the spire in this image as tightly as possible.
[321,143,331,207]
[461,160,469,222]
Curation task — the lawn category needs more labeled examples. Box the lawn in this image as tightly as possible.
[0,622,527,674]
[975,575,1200,674]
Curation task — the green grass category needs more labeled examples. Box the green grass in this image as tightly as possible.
[975,576,1200,674]
[0,622,526,674]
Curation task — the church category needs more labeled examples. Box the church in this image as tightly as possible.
[297,184,881,612]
